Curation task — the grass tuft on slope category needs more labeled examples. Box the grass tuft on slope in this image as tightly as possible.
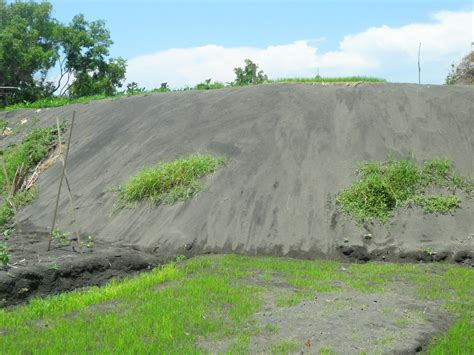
[337,158,473,223]
[115,154,225,210]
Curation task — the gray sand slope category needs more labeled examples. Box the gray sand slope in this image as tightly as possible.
[2,83,473,261]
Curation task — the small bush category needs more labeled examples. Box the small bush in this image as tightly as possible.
[338,158,472,223]
[115,154,225,210]
[195,79,225,91]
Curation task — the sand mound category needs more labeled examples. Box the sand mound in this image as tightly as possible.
[2,83,473,262]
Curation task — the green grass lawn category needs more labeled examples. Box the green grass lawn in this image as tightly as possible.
[0,255,472,353]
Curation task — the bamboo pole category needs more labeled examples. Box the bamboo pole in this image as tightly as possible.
[418,42,421,85]
[48,112,75,251]
[56,117,82,252]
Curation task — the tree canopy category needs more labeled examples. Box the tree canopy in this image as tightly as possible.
[0,0,126,104]
[233,59,268,86]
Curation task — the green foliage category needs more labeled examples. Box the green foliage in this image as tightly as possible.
[0,187,37,227]
[115,154,225,210]
[267,76,386,84]
[0,1,58,103]
[60,14,126,98]
[52,228,70,246]
[151,82,171,93]
[195,79,225,90]
[0,119,8,131]
[427,312,474,354]
[1,94,108,111]
[412,195,460,214]
[0,125,59,227]
[0,126,59,194]
[338,158,472,223]
[126,82,145,96]
[0,1,126,105]
[233,59,268,86]
[82,235,94,250]
[0,242,9,267]
[270,339,299,353]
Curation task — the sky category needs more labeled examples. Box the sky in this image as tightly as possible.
[44,1,474,88]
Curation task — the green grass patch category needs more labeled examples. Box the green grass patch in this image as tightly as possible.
[1,95,109,112]
[267,76,386,84]
[115,154,225,210]
[0,125,61,227]
[270,338,299,353]
[337,158,473,223]
[0,255,472,353]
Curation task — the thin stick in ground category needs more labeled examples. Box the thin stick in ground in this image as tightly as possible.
[56,117,82,252]
[48,112,75,252]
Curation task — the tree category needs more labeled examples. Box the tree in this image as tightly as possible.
[233,59,267,86]
[0,1,59,102]
[58,14,126,97]
[0,1,127,104]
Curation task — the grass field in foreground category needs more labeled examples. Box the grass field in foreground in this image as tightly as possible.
[0,255,472,353]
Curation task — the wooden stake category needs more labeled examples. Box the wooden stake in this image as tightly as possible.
[56,117,82,252]
[48,112,75,251]
[418,42,421,85]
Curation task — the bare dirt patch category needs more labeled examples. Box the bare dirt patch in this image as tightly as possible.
[0,230,162,307]
[200,275,453,353]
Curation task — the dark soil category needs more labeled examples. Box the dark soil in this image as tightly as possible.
[199,274,454,354]
[1,83,471,263]
[0,230,162,307]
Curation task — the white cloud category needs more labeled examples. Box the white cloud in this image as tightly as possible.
[126,10,473,88]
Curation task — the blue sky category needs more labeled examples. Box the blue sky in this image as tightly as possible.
[44,1,474,87]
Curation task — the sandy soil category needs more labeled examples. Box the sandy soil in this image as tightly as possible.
[0,230,161,306]
[0,83,472,263]
[200,273,452,353]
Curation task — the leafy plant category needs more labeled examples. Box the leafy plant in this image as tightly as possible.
[126,82,145,96]
[52,228,71,246]
[115,154,225,210]
[48,263,61,271]
[82,236,94,250]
